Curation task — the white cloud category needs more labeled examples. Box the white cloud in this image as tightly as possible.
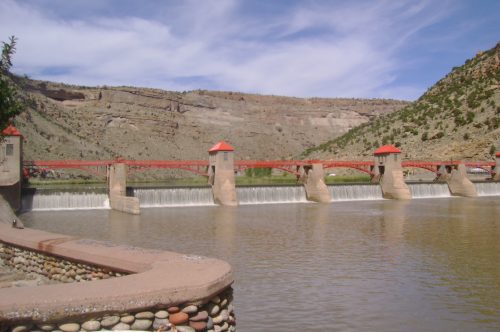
[0,0,452,99]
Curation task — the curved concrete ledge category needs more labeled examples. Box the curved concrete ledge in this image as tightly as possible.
[0,223,233,324]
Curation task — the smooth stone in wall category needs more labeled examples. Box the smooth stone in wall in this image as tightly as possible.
[220,322,229,331]
[135,311,155,319]
[189,321,208,331]
[220,298,228,307]
[210,296,221,304]
[13,256,26,264]
[169,312,189,325]
[212,310,228,325]
[181,305,198,314]
[190,311,208,322]
[130,319,152,330]
[37,324,55,331]
[120,315,135,324]
[12,325,32,332]
[112,323,130,331]
[153,318,170,330]
[220,309,229,321]
[81,320,101,331]
[206,317,214,330]
[175,326,195,332]
[167,306,180,314]
[207,303,220,316]
[58,323,80,332]
[155,310,169,319]
[101,316,120,328]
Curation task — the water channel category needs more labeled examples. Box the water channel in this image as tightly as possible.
[20,185,500,332]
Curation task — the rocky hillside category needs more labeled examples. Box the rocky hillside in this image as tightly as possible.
[10,78,407,164]
[303,42,500,161]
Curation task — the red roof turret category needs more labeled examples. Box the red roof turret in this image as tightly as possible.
[496,151,500,157]
[374,145,401,155]
[1,124,21,136]
[209,141,234,152]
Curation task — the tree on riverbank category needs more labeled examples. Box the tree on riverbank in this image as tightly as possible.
[0,36,23,133]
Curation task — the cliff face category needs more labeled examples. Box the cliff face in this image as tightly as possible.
[303,43,500,161]
[12,79,407,166]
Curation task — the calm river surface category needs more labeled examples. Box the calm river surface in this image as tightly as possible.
[22,197,500,332]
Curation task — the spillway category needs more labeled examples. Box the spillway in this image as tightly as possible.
[408,183,451,198]
[237,186,307,205]
[131,187,215,207]
[475,182,500,196]
[22,189,109,211]
[329,184,384,201]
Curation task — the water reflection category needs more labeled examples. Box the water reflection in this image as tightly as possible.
[214,206,237,257]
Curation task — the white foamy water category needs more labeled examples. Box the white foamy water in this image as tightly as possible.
[475,182,500,196]
[237,186,307,205]
[22,191,109,211]
[329,184,384,201]
[408,183,451,198]
[132,187,215,207]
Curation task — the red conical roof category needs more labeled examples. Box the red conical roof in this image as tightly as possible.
[209,141,234,152]
[374,145,401,155]
[496,151,500,157]
[1,124,21,136]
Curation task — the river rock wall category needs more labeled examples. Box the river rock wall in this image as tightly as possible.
[0,197,235,332]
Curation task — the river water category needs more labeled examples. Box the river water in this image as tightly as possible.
[21,196,500,332]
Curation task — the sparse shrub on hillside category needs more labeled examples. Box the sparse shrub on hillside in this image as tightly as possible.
[454,115,466,127]
[433,132,445,139]
[421,132,428,141]
[490,145,496,155]
[463,133,470,140]
[466,111,475,123]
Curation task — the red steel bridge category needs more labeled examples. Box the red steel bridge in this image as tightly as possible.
[23,159,497,178]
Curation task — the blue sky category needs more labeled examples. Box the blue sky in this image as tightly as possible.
[1,0,499,100]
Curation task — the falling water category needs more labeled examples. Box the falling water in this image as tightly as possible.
[22,190,109,211]
[408,183,451,198]
[475,182,500,196]
[131,187,215,207]
[328,184,384,201]
[237,186,307,205]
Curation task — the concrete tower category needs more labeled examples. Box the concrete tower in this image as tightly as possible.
[108,161,140,214]
[0,125,23,211]
[208,141,237,206]
[373,145,411,200]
